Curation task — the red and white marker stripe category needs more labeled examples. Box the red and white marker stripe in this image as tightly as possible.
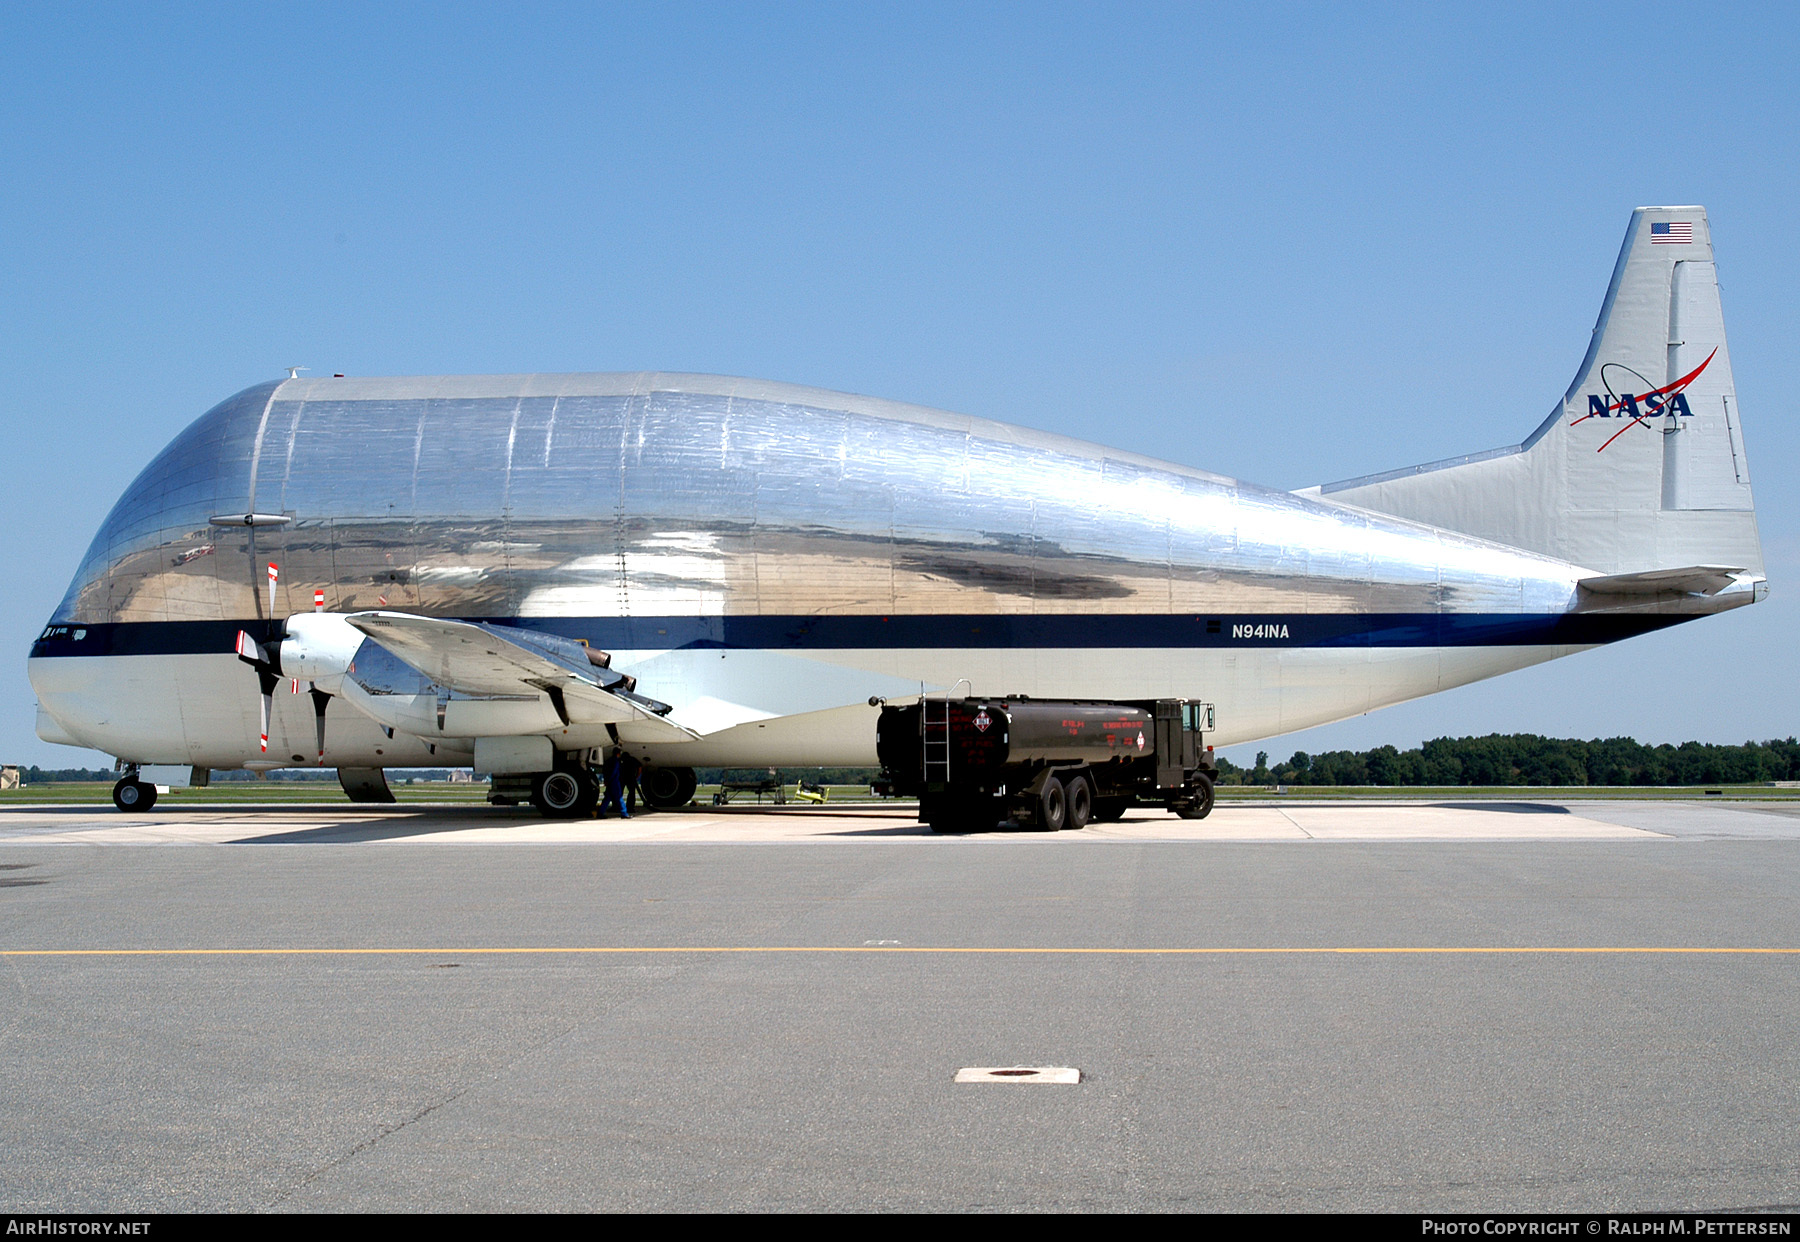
[267,563,279,617]
[313,588,325,612]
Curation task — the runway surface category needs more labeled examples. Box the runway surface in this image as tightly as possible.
[0,797,1773,844]
[2,799,1798,1211]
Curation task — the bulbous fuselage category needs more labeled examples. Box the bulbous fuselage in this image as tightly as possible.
[26,373,1661,768]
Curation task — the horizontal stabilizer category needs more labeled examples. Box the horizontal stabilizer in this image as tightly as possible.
[1577,565,1745,597]
[345,612,701,743]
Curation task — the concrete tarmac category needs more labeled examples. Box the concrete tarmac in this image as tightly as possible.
[2,799,1799,1212]
[0,798,1728,844]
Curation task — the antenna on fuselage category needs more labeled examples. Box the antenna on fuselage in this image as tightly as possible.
[285,366,308,379]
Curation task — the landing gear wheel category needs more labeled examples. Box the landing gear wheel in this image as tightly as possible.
[1173,772,1216,820]
[1036,776,1067,832]
[640,766,698,809]
[532,768,598,819]
[1064,774,1093,830]
[112,778,156,812]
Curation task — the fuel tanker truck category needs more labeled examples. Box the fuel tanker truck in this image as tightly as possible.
[875,697,1218,833]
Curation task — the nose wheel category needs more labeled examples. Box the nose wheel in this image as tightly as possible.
[111,777,157,812]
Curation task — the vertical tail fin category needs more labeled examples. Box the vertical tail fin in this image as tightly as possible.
[1562,207,1752,518]
[1311,207,1762,580]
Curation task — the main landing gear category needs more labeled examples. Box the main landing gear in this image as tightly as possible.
[639,766,698,810]
[523,764,698,817]
[531,767,600,818]
[495,763,696,818]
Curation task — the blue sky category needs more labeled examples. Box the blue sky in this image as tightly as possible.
[3,2,1796,767]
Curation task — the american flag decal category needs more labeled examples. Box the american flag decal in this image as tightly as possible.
[1651,221,1693,244]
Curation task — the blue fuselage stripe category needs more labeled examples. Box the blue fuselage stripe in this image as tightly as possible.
[28,613,1687,660]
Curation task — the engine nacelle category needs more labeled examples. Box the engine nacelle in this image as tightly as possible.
[278,613,365,689]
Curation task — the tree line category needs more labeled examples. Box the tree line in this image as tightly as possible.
[1214,735,1800,787]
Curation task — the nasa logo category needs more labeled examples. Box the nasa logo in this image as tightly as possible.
[973,709,991,733]
[1570,349,1715,452]
[1585,391,1693,420]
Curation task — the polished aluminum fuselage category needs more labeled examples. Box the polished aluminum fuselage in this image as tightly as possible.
[27,373,1687,769]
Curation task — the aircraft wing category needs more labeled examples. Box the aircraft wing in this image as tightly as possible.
[1577,565,1747,597]
[345,612,701,743]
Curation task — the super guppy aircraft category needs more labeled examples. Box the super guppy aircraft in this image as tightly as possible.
[28,207,1764,823]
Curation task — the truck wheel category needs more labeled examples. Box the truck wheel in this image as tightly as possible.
[1173,772,1216,820]
[1036,777,1067,831]
[1064,774,1093,830]
[1091,797,1128,823]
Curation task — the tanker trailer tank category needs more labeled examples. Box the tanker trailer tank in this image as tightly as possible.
[874,697,1216,834]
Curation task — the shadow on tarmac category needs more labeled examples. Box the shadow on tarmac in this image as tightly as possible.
[1428,802,1571,814]
[228,803,924,844]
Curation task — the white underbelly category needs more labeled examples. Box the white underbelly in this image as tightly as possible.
[30,640,1591,769]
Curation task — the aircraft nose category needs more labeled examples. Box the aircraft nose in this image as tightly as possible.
[35,699,81,747]
[27,630,100,750]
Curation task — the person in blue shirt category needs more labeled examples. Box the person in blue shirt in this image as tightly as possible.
[601,749,630,819]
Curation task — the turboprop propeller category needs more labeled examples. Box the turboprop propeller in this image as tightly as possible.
[234,627,283,755]
[233,570,363,762]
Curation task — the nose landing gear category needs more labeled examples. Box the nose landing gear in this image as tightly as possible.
[111,771,157,812]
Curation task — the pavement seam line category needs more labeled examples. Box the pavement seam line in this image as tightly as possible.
[1275,808,1315,838]
[268,1083,476,1206]
[267,1016,584,1207]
